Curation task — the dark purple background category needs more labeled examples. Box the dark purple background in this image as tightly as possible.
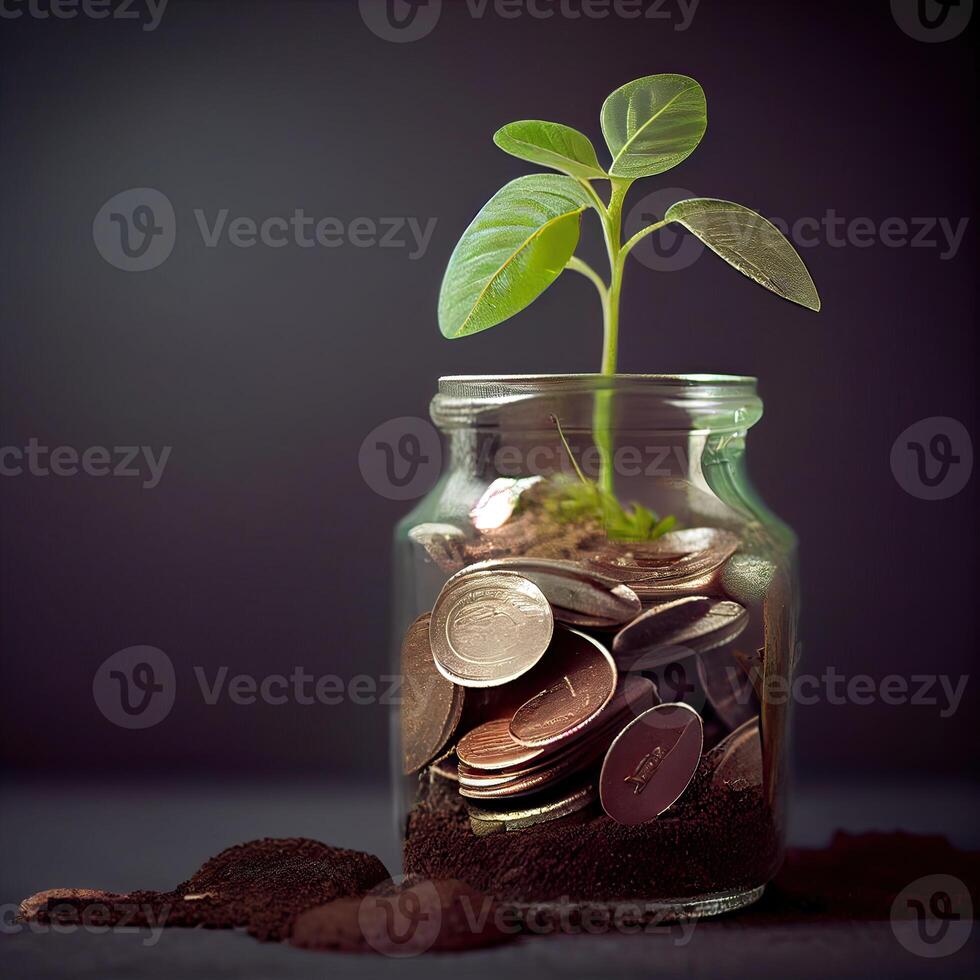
[0,0,975,780]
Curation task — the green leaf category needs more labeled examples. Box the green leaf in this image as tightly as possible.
[438,174,594,339]
[493,120,607,180]
[601,74,707,179]
[665,198,821,312]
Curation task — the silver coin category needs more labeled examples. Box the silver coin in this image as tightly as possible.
[612,596,748,670]
[449,557,641,628]
[467,782,596,836]
[430,571,554,688]
[408,523,468,572]
[589,528,739,587]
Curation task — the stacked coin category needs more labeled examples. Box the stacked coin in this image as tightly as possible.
[456,674,659,801]
[587,528,739,601]
[402,529,768,833]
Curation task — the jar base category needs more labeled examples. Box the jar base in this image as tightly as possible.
[507,884,766,926]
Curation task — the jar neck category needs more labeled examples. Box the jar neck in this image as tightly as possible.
[433,374,761,488]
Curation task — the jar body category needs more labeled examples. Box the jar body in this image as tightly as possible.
[392,376,798,918]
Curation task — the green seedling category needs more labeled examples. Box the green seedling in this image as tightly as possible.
[438,74,820,538]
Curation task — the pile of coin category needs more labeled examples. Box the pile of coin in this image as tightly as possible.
[401,527,767,835]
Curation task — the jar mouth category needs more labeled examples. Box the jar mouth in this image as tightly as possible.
[439,373,758,393]
[432,374,762,432]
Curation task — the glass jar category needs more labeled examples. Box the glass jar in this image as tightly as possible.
[392,375,798,921]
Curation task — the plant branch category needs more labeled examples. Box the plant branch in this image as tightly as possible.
[621,218,669,259]
[576,178,608,217]
[565,255,608,302]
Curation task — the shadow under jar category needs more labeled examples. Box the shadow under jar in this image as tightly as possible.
[392,375,799,921]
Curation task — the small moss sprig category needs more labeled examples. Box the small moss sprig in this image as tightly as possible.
[542,415,677,542]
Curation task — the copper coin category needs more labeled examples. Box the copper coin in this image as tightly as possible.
[458,743,602,799]
[612,596,748,670]
[400,614,465,775]
[460,675,656,783]
[452,557,641,627]
[457,764,526,788]
[457,755,557,787]
[459,674,658,777]
[460,691,657,801]
[705,716,762,790]
[599,702,704,824]
[455,717,547,771]
[430,571,554,688]
[460,714,604,783]
[462,642,649,726]
[697,649,758,731]
[508,626,618,748]
[589,528,739,586]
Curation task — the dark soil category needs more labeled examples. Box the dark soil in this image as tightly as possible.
[404,760,781,903]
[21,838,390,941]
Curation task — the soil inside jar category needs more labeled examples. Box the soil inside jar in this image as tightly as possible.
[403,752,780,904]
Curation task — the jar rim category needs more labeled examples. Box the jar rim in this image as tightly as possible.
[432,374,763,431]
[439,373,757,393]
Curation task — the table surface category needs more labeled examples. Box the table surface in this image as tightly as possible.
[2,777,977,980]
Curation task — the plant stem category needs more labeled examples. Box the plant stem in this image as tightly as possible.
[594,178,631,494]
[600,178,630,376]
